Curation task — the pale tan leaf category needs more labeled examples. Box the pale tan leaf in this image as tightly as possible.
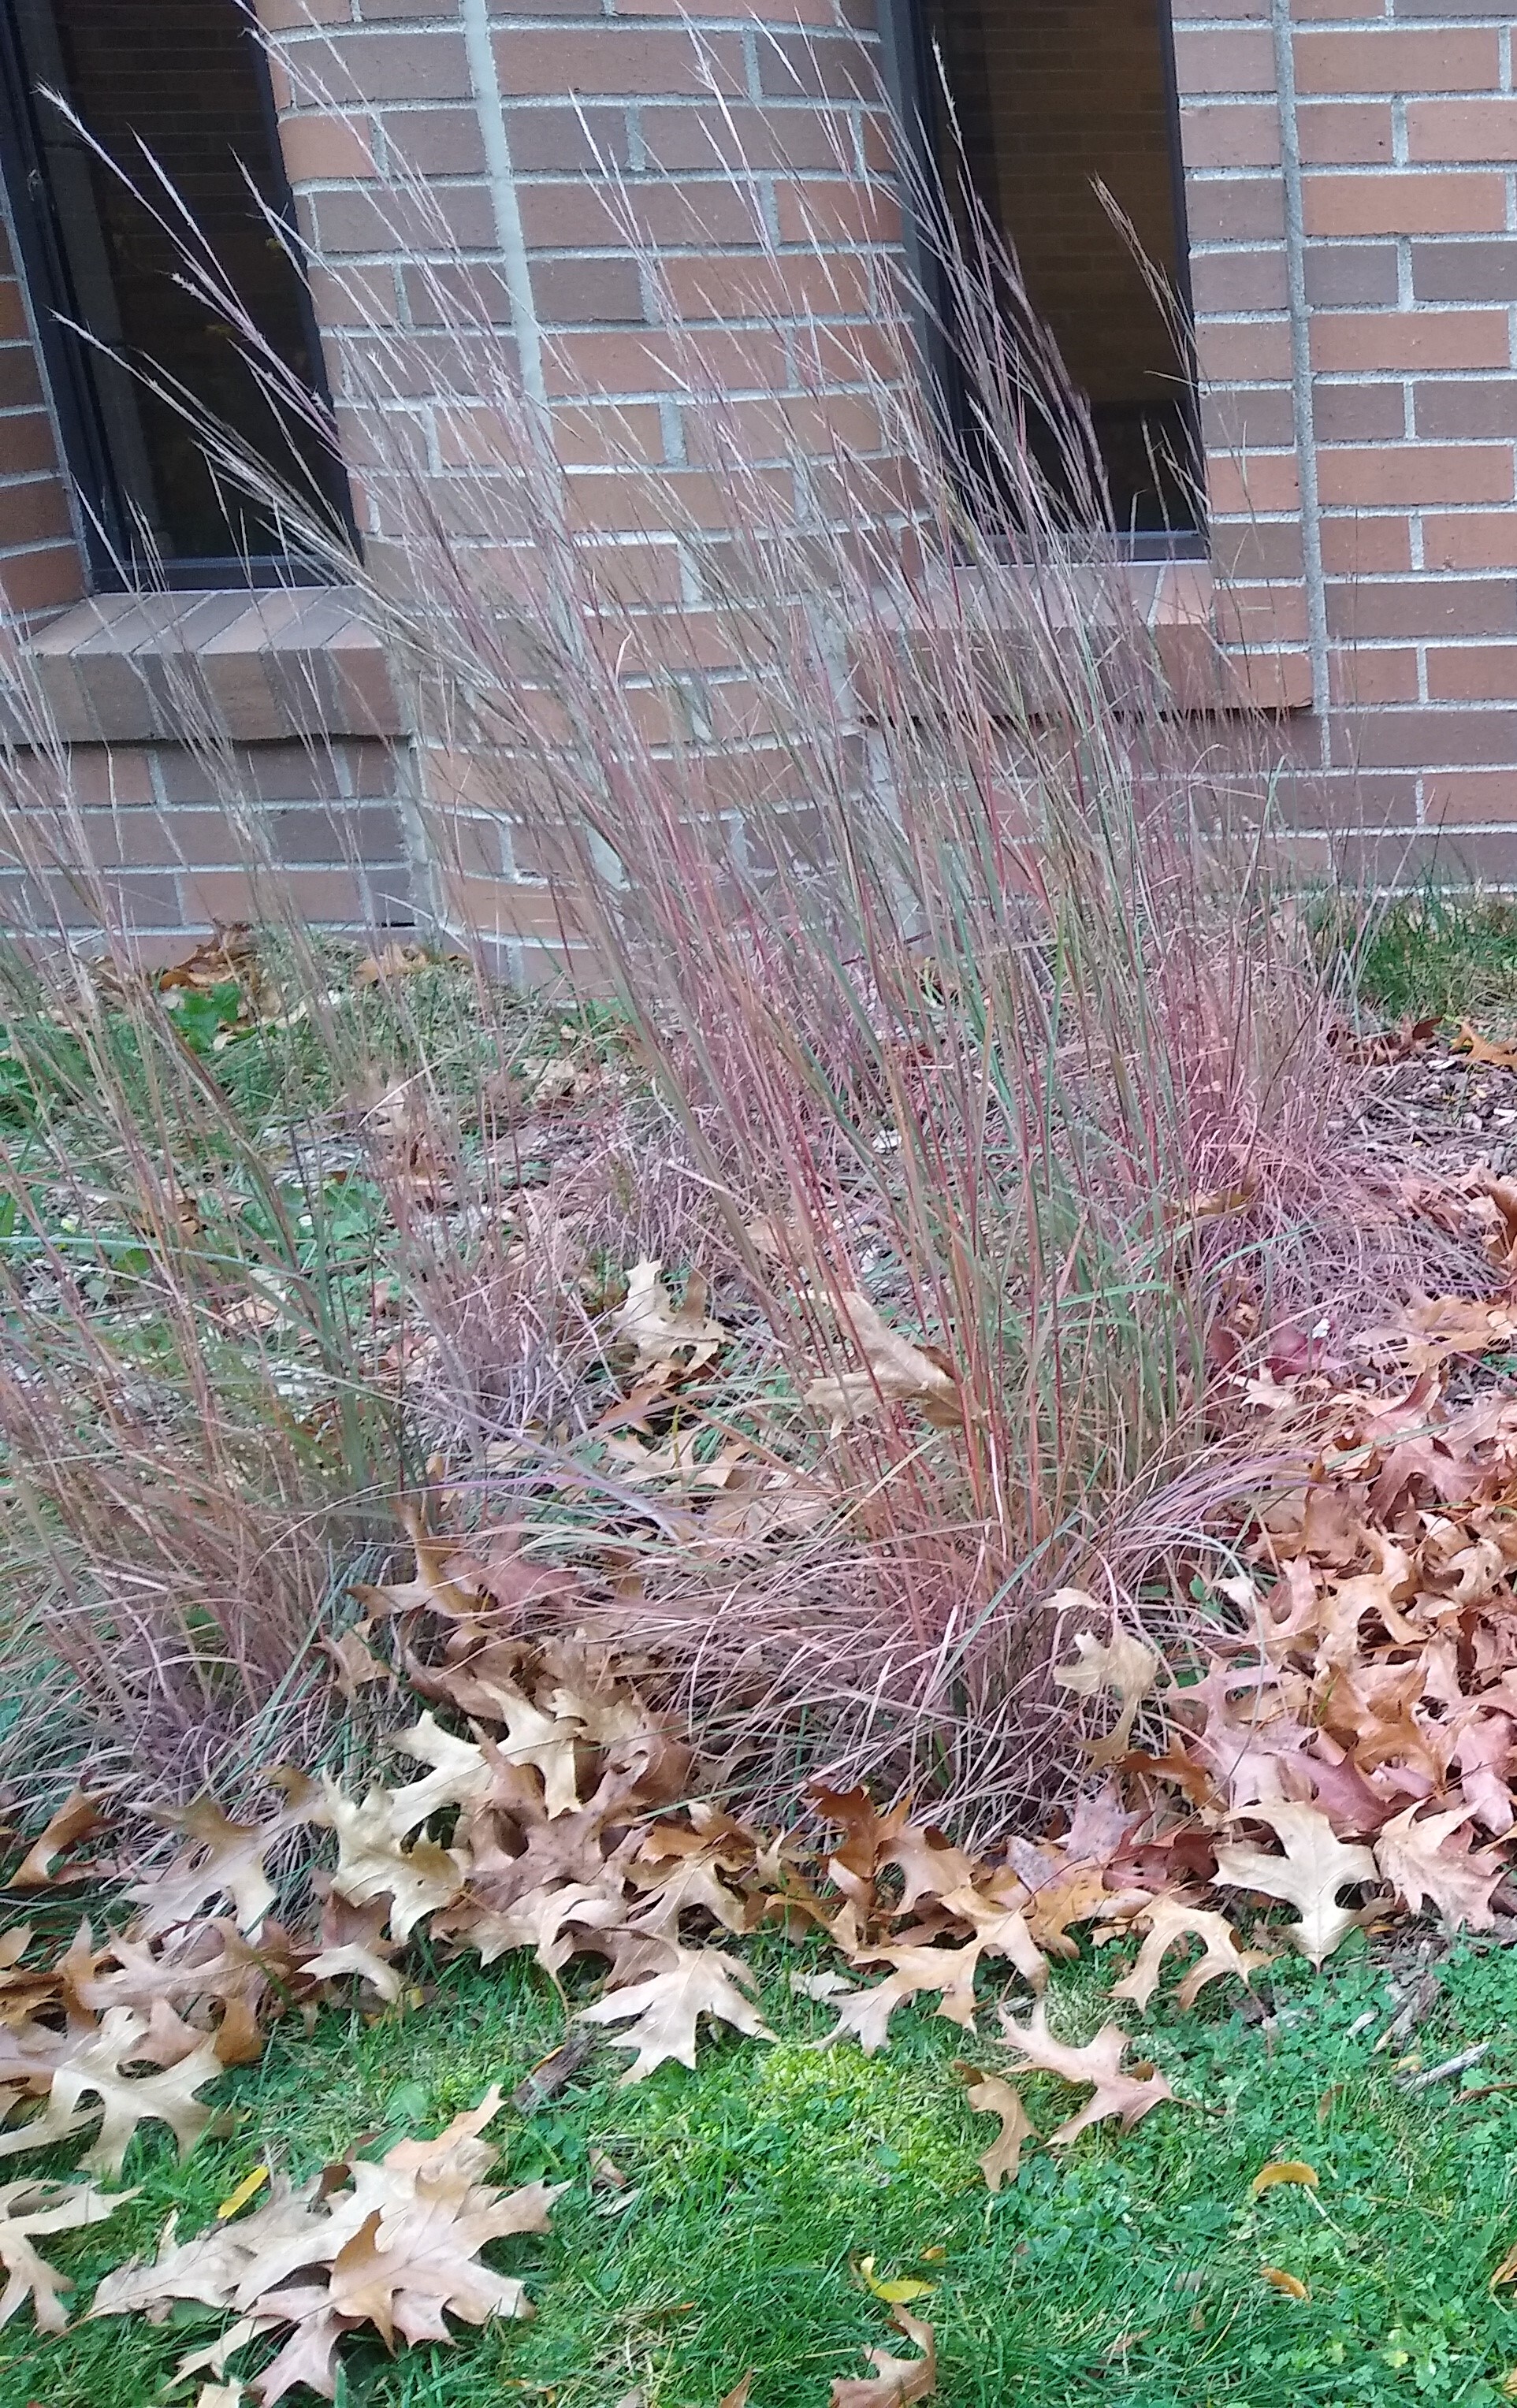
[824,1941,984,2055]
[321,1778,467,1944]
[995,2001,1173,2146]
[1374,1801,1504,1930]
[10,1790,107,1889]
[1051,1628,1159,1763]
[807,1292,963,1431]
[954,2061,1037,2191]
[1214,1801,1380,1967]
[0,2176,131,2335]
[129,1779,319,1939]
[43,2009,223,2179]
[830,2306,936,2408]
[576,1945,775,2082]
[1110,1898,1273,2013]
[91,2088,564,2399]
[614,1260,726,1375]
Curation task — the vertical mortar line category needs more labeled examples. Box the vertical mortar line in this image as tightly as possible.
[461,0,548,418]
[1270,0,1329,733]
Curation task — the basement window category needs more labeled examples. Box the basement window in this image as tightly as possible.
[912,0,1202,554]
[0,0,351,586]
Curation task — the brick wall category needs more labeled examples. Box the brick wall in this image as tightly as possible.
[0,189,83,626]
[1177,0,1517,871]
[11,0,1517,949]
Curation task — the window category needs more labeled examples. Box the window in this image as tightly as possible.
[911,0,1201,552]
[0,0,351,586]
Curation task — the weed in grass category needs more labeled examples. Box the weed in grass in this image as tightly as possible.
[10,1936,1517,2408]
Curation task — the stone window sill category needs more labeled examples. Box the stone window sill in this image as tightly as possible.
[20,588,403,745]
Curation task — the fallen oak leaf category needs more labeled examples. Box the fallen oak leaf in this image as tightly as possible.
[41,2009,224,2179]
[1453,1021,1517,1070]
[1111,1898,1273,2013]
[1051,1622,1159,1763]
[831,2306,936,2408]
[9,1789,108,1889]
[1214,1801,1381,1968]
[1374,1801,1504,1932]
[0,2176,132,2334]
[995,2000,1174,2146]
[824,1941,985,2055]
[807,1292,964,1432]
[613,1260,726,1377]
[575,1945,775,2083]
[954,2061,1037,2191]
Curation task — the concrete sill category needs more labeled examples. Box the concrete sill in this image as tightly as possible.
[19,588,404,745]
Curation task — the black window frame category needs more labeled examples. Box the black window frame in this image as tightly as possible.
[0,0,354,592]
[877,0,1207,563]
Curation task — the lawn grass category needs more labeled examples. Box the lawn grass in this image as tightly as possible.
[1329,889,1517,1029]
[9,1929,1517,2408]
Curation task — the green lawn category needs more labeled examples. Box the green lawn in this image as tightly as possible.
[1326,890,1517,1029]
[9,1929,1517,2408]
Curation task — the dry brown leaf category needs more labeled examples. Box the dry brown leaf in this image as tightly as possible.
[36,2008,223,2178]
[322,1626,391,1700]
[0,2175,132,2335]
[1260,2265,1310,2301]
[129,1786,318,1941]
[1051,1623,1160,1763]
[1374,1801,1504,1930]
[1251,2161,1318,2198]
[11,1790,107,1889]
[576,1945,775,2082]
[1453,1021,1517,1070]
[91,2087,563,2402]
[954,2061,1037,2191]
[1214,1802,1381,1967]
[321,1776,467,1945]
[807,1292,964,1431]
[830,2306,936,2408]
[613,1260,727,1377]
[1110,1898,1273,2013]
[825,1941,985,2054]
[995,2000,1174,2146]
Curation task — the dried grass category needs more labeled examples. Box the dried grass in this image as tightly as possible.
[0,28,1473,1830]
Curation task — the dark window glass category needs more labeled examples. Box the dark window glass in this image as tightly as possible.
[918,0,1201,548]
[0,0,351,583]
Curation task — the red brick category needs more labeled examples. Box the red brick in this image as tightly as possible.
[1426,646,1517,702]
[1332,706,1517,771]
[1424,771,1517,826]
[1193,319,1293,381]
[1179,103,1281,171]
[1406,99,1517,163]
[1321,514,1414,575]
[0,480,73,547]
[1171,27,1276,91]
[1294,28,1501,95]
[1331,648,1422,706]
[1329,578,1517,641]
[1304,173,1506,236]
[493,27,747,96]
[0,547,84,615]
[1297,102,1395,164]
[277,111,378,182]
[1208,453,1301,515]
[1422,511,1517,570]
[1189,248,1289,312]
[1316,444,1513,506]
[1310,310,1511,373]
[1183,177,1287,244]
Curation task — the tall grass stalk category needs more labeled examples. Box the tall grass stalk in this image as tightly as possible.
[0,17,1406,1826]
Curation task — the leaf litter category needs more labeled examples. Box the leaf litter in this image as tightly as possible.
[19,1150,1517,2384]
